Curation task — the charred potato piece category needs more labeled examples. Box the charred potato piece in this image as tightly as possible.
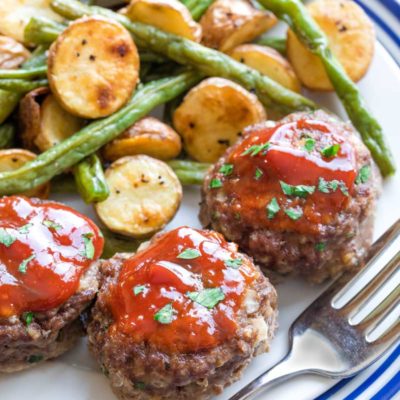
[173,77,266,163]
[48,16,140,119]
[200,0,276,52]
[229,44,301,93]
[95,155,182,238]
[127,0,202,42]
[0,35,30,69]
[103,117,182,162]
[0,0,62,43]
[0,149,50,198]
[287,0,375,91]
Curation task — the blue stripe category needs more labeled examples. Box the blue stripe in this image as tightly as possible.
[380,0,400,22]
[314,377,354,400]
[370,370,400,400]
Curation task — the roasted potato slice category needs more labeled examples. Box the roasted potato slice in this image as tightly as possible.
[0,149,49,198]
[229,44,301,93]
[103,117,182,162]
[287,0,375,91]
[0,36,30,69]
[0,0,62,43]
[173,77,266,163]
[127,0,202,42]
[200,0,276,52]
[95,155,182,238]
[48,16,140,119]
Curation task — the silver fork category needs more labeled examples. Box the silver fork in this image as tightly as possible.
[231,219,400,400]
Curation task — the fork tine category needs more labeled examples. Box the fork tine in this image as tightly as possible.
[366,300,400,343]
[348,254,400,326]
[332,220,400,310]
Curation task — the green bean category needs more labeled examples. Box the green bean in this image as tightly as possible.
[0,66,47,79]
[255,36,287,55]
[0,123,15,149]
[0,79,49,93]
[101,228,141,259]
[168,160,210,186]
[0,71,202,195]
[258,0,395,176]
[24,16,65,45]
[74,154,110,203]
[50,0,316,114]
[180,0,215,20]
[23,46,49,69]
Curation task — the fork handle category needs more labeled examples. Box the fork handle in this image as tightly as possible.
[229,354,305,400]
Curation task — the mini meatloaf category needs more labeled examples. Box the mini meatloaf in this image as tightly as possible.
[0,196,104,372]
[200,110,381,283]
[88,226,277,400]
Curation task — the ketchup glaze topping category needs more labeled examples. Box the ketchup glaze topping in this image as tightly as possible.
[0,196,104,318]
[213,118,358,235]
[108,226,259,354]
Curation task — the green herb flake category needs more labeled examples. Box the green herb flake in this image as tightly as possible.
[280,181,315,198]
[23,311,35,327]
[339,182,349,196]
[315,242,326,252]
[304,138,316,152]
[133,285,146,296]
[225,258,243,269]
[321,143,340,158]
[241,142,270,157]
[82,233,95,260]
[134,382,146,390]
[187,288,225,309]
[18,223,33,234]
[209,178,223,189]
[154,303,175,324]
[18,255,35,274]
[318,177,348,196]
[43,219,62,231]
[255,168,263,180]
[219,164,233,176]
[177,248,201,259]
[285,207,303,220]
[27,355,43,363]
[266,198,280,219]
[355,165,371,184]
[0,228,16,247]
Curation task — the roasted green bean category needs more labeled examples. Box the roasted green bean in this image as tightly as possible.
[168,160,210,185]
[0,123,15,149]
[0,79,49,93]
[255,36,287,55]
[0,66,47,79]
[180,0,215,20]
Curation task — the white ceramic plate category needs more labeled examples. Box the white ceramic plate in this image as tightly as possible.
[1,3,399,400]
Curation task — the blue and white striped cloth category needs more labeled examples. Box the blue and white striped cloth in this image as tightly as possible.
[318,1,400,398]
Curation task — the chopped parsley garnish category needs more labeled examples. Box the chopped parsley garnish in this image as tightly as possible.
[134,382,146,390]
[43,219,62,231]
[355,165,371,184]
[255,168,263,180]
[339,182,349,196]
[154,303,175,324]
[280,181,315,198]
[18,255,35,274]
[209,178,223,189]
[318,178,349,196]
[187,288,225,309]
[82,233,95,259]
[133,285,146,296]
[315,242,326,252]
[225,258,243,269]
[321,143,340,158]
[219,164,233,176]
[304,138,316,152]
[285,207,303,220]
[177,248,201,259]
[266,198,280,219]
[241,142,270,157]
[23,311,34,327]
[18,223,33,234]
[27,355,43,363]
[0,228,16,247]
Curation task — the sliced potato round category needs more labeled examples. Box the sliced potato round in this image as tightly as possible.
[95,155,182,238]
[0,149,49,198]
[229,44,301,93]
[103,117,182,162]
[48,16,140,119]
[200,0,276,52]
[287,0,375,91]
[127,0,202,42]
[173,77,266,163]
[0,35,30,69]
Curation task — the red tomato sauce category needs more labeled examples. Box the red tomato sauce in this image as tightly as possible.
[108,227,259,354]
[219,118,357,235]
[0,196,103,317]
